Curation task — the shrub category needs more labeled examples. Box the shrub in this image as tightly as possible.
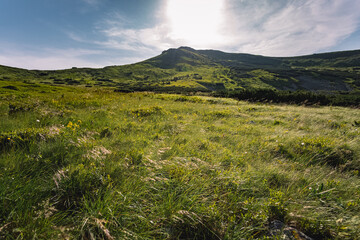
[131,106,165,117]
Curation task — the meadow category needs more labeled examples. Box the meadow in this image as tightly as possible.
[0,81,360,239]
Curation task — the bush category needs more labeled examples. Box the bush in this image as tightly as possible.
[214,89,360,107]
[131,106,165,117]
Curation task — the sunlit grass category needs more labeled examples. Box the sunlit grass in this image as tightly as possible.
[0,84,359,239]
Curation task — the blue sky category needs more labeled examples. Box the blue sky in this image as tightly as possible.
[0,0,360,69]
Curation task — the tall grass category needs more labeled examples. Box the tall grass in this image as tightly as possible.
[0,84,359,239]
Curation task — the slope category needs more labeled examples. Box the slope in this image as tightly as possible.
[0,47,360,92]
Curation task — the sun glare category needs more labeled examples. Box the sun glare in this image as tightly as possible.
[166,0,225,47]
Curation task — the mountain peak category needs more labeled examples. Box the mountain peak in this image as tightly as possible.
[178,46,196,51]
[161,46,196,54]
[150,46,212,69]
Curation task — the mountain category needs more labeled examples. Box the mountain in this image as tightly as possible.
[145,47,216,69]
[1,47,360,92]
[283,49,360,68]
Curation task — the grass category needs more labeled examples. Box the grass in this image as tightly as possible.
[1,47,360,93]
[0,83,360,239]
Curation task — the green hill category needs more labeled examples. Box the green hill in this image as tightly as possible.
[284,49,360,68]
[1,47,360,92]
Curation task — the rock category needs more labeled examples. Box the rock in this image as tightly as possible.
[269,220,313,240]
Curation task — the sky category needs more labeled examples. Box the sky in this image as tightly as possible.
[0,0,360,70]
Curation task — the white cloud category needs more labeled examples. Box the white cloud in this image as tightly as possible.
[0,44,150,70]
[87,10,173,55]
[82,0,101,7]
[0,47,105,70]
[221,0,360,55]
[91,0,360,57]
[10,0,358,69]
[97,25,174,52]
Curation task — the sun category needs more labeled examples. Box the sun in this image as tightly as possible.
[166,0,225,47]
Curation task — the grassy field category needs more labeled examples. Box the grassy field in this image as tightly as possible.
[1,82,360,239]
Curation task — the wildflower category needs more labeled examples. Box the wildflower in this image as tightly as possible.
[36,119,40,122]
[66,121,80,131]
[301,142,305,146]
[7,137,10,140]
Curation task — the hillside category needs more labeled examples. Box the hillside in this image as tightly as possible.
[0,47,360,92]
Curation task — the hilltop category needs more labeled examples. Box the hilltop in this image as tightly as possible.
[0,47,360,93]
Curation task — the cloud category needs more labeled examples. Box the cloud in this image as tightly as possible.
[222,0,360,55]
[0,42,150,70]
[87,11,174,55]
[81,0,101,7]
[18,0,358,69]
[90,0,360,57]
[97,25,174,52]
[0,47,106,70]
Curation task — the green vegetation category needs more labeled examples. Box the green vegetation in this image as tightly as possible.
[1,47,360,109]
[215,89,360,107]
[1,47,360,94]
[1,82,360,239]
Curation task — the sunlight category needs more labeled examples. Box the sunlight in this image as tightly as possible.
[166,0,225,47]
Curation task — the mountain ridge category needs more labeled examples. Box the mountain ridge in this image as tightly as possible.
[1,47,360,92]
